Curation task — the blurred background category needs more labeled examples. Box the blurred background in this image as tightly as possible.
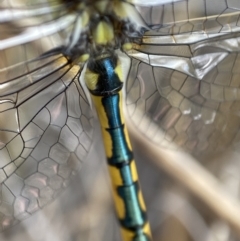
[2,0,240,241]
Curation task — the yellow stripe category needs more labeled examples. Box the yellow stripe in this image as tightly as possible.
[118,92,125,127]
[121,228,135,241]
[91,95,110,128]
[143,223,152,238]
[93,21,114,45]
[101,128,113,158]
[110,183,125,220]
[115,60,124,83]
[108,165,123,185]
[138,187,147,212]
[84,69,99,90]
[108,160,138,186]
[95,0,109,13]
[130,160,138,182]
[123,124,133,150]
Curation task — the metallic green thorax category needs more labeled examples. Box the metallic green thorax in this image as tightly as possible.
[84,55,152,241]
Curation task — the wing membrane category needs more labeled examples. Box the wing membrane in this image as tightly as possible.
[135,0,240,35]
[126,1,240,159]
[0,1,74,66]
[0,1,93,230]
[0,54,93,230]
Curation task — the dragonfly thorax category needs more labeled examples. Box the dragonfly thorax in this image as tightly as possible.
[60,0,146,62]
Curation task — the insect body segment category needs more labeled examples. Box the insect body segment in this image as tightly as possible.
[84,55,152,241]
[60,0,145,63]
[64,1,151,240]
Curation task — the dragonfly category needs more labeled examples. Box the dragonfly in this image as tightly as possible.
[1,0,240,240]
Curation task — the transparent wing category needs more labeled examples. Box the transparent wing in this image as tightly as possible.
[0,1,94,231]
[125,1,240,240]
[0,0,75,65]
[126,0,240,159]
[135,0,240,35]
[0,53,94,230]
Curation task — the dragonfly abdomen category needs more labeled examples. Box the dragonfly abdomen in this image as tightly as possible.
[84,54,152,241]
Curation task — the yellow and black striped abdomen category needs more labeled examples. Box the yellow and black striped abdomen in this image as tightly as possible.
[84,55,152,241]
